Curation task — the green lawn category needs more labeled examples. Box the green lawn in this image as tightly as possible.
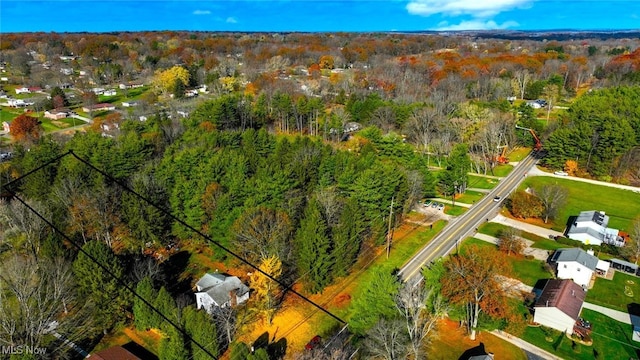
[456,190,485,204]
[521,309,640,360]
[0,109,21,123]
[462,238,551,286]
[586,272,640,312]
[444,204,468,216]
[477,222,566,251]
[492,164,514,177]
[468,174,500,189]
[521,177,640,232]
[508,147,531,162]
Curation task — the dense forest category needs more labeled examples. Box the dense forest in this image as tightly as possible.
[1,31,640,359]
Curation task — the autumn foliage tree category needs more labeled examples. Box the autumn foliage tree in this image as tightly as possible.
[9,114,42,142]
[508,190,543,219]
[249,255,282,325]
[153,65,190,95]
[441,245,510,340]
[498,228,525,256]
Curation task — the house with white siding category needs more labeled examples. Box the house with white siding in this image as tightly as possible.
[534,279,585,335]
[567,210,625,247]
[194,273,249,314]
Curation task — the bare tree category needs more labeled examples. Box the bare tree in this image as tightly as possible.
[0,199,50,259]
[405,107,439,164]
[231,207,293,264]
[395,282,445,359]
[370,106,396,134]
[364,318,408,360]
[498,228,526,256]
[534,184,568,224]
[0,255,95,356]
[513,69,532,100]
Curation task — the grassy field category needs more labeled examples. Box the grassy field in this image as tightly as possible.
[462,238,551,286]
[444,204,468,216]
[0,108,22,123]
[456,190,485,204]
[428,319,527,360]
[508,147,531,162]
[586,271,640,312]
[521,177,640,232]
[477,222,566,251]
[492,164,514,177]
[468,174,500,189]
[522,309,640,360]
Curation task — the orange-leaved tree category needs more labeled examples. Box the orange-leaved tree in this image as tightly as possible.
[441,245,511,340]
[9,113,42,143]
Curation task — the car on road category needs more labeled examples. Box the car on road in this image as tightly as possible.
[493,196,502,202]
[554,171,568,176]
[431,202,438,208]
[437,203,444,211]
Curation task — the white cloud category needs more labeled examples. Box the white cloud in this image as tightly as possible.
[407,0,532,17]
[435,19,519,31]
[226,17,237,24]
[193,10,211,15]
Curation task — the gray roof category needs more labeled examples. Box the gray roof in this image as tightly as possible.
[197,273,249,306]
[552,248,598,271]
[567,225,605,242]
[575,210,609,227]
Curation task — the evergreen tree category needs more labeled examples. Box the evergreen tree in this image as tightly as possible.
[72,241,129,333]
[183,306,219,360]
[155,286,178,331]
[230,342,251,360]
[295,200,333,293]
[133,277,158,330]
[349,267,401,334]
[331,198,364,277]
[158,326,189,360]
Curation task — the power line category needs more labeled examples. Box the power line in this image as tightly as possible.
[65,150,346,325]
[7,192,219,360]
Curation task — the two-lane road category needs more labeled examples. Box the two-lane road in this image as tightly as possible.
[399,153,540,282]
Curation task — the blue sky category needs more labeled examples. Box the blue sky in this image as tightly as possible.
[1,1,639,33]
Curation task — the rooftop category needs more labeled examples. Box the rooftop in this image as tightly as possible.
[535,279,586,321]
[552,248,599,271]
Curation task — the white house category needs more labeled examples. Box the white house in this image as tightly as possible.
[194,273,249,313]
[103,89,116,96]
[15,87,30,94]
[534,279,585,335]
[122,101,139,107]
[2,121,11,133]
[7,98,26,107]
[44,108,70,120]
[551,248,606,287]
[567,210,625,247]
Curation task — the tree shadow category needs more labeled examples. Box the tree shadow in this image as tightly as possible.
[122,341,158,360]
[564,216,577,236]
[458,342,487,360]
[251,331,287,360]
[160,250,192,295]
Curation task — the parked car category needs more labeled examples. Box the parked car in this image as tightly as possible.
[554,171,568,176]
[437,203,444,211]
[423,200,432,207]
[431,202,438,208]
[305,335,321,350]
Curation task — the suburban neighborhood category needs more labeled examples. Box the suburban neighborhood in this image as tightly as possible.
[1,21,640,360]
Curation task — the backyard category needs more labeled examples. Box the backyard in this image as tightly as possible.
[586,271,640,312]
[521,309,640,360]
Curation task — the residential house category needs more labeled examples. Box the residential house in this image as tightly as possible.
[83,103,116,112]
[534,279,586,335]
[2,121,11,133]
[610,258,639,276]
[194,273,250,313]
[119,82,144,89]
[60,68,73,76]
[44,108,70,120]
[15,87,30,94]
[567,210,625,247]
[7,98,26,107]
[103,89,117,96]
[551,248,609,287]
[122,101,140,107]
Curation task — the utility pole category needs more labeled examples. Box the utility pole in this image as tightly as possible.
[386,196,394,259]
